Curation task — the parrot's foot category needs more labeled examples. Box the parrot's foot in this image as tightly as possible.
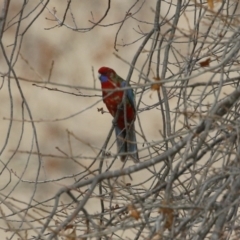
[120,155,127,162]
[120,154,139,163]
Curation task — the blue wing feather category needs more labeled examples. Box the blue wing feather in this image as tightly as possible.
[119,81,139,162]
[120,81,136,111]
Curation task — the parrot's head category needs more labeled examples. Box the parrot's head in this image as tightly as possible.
[98,67,116,83]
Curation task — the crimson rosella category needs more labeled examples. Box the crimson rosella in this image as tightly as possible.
[98,67,139,162]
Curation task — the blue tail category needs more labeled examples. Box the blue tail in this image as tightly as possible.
[115,124,139,163]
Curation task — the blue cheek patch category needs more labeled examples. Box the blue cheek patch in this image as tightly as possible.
[99,75,108,83]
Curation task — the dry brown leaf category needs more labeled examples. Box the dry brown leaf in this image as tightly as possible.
[151,76,161,91]
[65,224,74,230]
[207,0,222,10]
[207,0,214,10]
[128,205,140,220]
[158,201,174,230]
[65,227,76,240]
[199,58,211,67]
[97,107,104,114]
[142,49,149,53]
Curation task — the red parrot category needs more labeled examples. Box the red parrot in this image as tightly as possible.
[98,67,139,162]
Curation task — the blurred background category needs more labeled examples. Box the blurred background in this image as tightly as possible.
[1,0,166,197]
[1,1,167,238]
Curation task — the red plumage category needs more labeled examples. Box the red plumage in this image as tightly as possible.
[98,66,139,162]
[100,80,135,129]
